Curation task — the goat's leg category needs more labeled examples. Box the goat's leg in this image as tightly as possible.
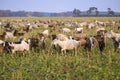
[75,48,77,56]
[64,50,66,55]
[61,49,63,55]
[12,50,15,53]
[61,49,65,55]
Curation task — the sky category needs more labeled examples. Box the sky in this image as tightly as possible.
[0,0,120,12]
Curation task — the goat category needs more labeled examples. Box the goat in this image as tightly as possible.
[84,36,98,52]
[97,30,107,36]
[8,40,30,53]
[110,30,120,39]
[28,36,39,50]
[88,23,96,29]
[3,31,16,39]
[23,25,32,32]
[52,39,80,55]
[74,33,86,40]
[56,34,68,41]
[96,27,105,32]
[13,30,24,36]
[75,27,83,33]
[3,41,14,53]
[94,35,105,55]
[62,28,71,33]
[38,30,50,39]
[51,34,68,41]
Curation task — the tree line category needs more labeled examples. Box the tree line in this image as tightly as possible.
[73,7,116,17]
[0,7,119,17]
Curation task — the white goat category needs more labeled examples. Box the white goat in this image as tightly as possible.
[79,22,88,27]
[62,28,71,33]
[88,23,96,29]
[43,24,49,29]
[75,27,83,33]
[57,34,68,41]
[42,30,48,35]
[52,39,80,54]
[9,40,30,53]
[4,31,16,39]
[96,27,105,32]
[110,30,120,41]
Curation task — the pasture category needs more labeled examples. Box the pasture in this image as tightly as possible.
[0,17,120,80]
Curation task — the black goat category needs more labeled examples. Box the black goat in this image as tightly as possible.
[94,35,105,55]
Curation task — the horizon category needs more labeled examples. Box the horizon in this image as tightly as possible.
[1,10,120,13]
[0,0,120,13]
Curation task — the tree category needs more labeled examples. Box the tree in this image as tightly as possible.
[87,7,99,15]
[107,8,114,15]
[73,8,81,17]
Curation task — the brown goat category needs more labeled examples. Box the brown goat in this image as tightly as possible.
[13,30,24,36]
[74,33,86,40]
[0,32,6,40]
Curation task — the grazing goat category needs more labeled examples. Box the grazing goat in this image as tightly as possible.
[97,30,107,36]
[23,25,32,32]
[88,23,96,29]
[94,35,105,55]
[77,38,87,46]
[38,30,50,39]
[51,34,69,41]
[75,27,83,33]
[28,36,39,50]
[96,27,105,32]
[84,37,94,52]
[84,36,98,52]
[52,39,80,54]
[3,41,14,53]
[14,30,24,36]
[62,28,71,33]
[110,30,120,39]
[56,34,68,41]
[96,27,106,36]
[8,40,30,53]
[74,33,86,40]
[3,31,16,39]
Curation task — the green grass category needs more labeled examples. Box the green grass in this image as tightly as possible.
[0,17,120,80]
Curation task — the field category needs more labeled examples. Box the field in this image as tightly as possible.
[0,17,120,80]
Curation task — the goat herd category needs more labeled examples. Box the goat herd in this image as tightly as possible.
[0,18,120,55]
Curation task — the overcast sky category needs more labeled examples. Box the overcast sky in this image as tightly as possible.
[0,0,120,12]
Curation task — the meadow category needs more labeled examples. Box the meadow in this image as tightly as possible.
[0,17,120,80]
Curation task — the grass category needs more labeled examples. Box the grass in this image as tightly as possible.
[0,17,120,80]
[1,51,120,80]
